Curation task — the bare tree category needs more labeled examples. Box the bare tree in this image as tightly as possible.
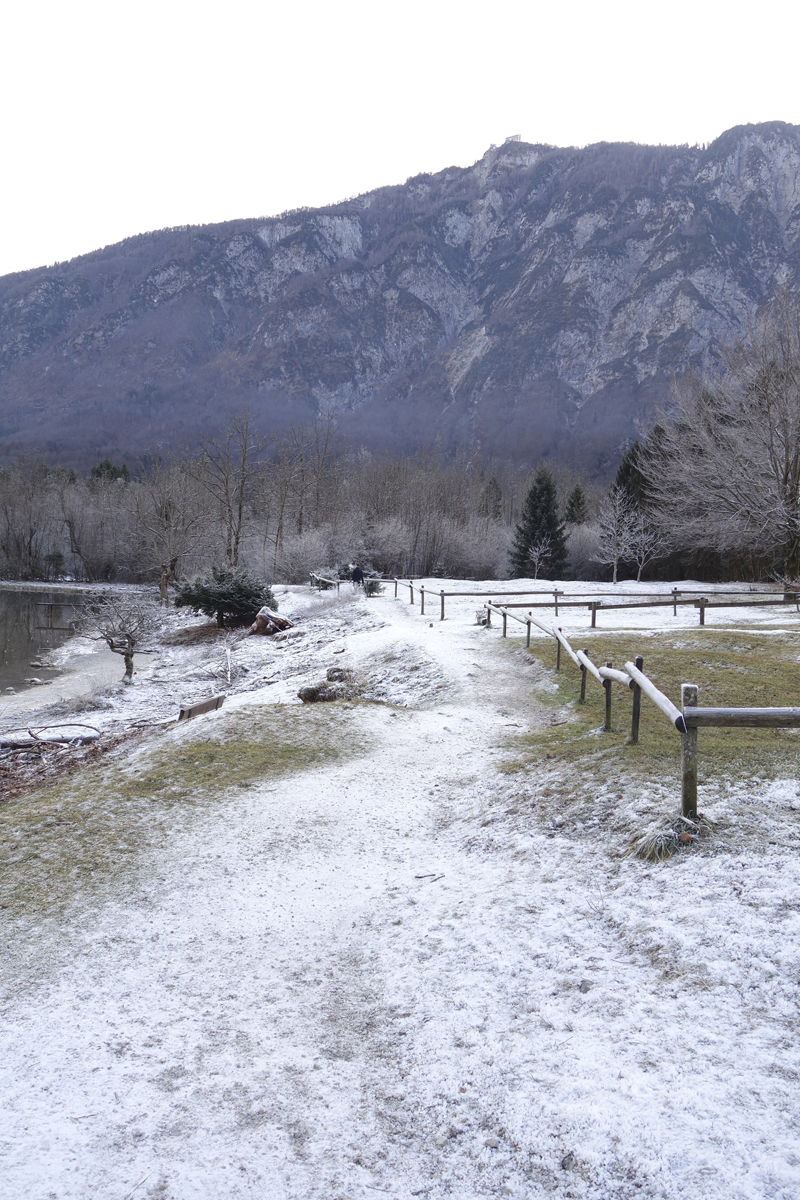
[628,507,664,582]
[527,533,552,579]
[195,412,266,567]
[597,485,635,583]
[132,456,207,604]
[643,296,800,576]
[77,594,160,684]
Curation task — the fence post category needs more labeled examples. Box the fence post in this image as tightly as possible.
[394,579,398,598]
[630,654,643,744]
[440,590,445,621]
[681,683,699,818]
[409,582,414,605]
[526,618,531,648]
[502,610,507,637]
[556,637,561,672]
[590,602,598,628]
[604,661,613,731]
[672,588,679,616]
[554,589,561,617]
[337,580,340,594]
[580,660,587,704]
[699,597,707,626]
[486,604,492,628]
[420,586,425,616]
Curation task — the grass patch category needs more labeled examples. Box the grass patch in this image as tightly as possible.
[504,629,800,792]
[0,703,369,924]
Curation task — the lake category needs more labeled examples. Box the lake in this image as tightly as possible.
[0,588,87,694]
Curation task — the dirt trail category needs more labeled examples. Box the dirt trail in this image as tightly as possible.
[2,594,799,1200]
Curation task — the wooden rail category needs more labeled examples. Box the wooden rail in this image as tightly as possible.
[389,577,796,625]
[310,573,341,593]
[478,593,800,821]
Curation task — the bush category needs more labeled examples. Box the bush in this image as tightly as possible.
[174,566,275,627]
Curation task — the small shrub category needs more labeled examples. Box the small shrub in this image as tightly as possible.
[174,566,275,627]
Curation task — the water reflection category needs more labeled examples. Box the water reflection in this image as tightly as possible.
[0,589,86,693]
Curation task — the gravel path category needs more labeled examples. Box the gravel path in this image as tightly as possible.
[2,592,799,1200]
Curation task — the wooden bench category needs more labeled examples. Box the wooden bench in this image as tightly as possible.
[178,694,225,721]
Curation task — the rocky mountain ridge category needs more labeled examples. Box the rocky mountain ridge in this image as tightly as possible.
[2,121,800,471]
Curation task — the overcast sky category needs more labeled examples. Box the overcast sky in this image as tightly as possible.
[2,0,799,278]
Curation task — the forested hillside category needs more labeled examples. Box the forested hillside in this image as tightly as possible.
[2,121,799,471]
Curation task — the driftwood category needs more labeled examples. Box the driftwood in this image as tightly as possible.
[1,723,101,751]
[248,607,293,636]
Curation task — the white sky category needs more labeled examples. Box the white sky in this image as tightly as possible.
[2,0,799,278]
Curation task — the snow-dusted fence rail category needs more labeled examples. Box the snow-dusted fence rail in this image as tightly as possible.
[487,602,800,817]
[498,592,800,627]
[393,583,798,624]
[679,686,800,817]
[310,573,341,593]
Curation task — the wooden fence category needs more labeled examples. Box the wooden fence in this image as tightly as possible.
[483,601,800,819]
[388,580,799,624]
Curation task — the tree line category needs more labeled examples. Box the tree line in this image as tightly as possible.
[0,415,593,588]
[3,295,798,588]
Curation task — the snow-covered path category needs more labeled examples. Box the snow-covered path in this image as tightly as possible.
[2,593,799,1199]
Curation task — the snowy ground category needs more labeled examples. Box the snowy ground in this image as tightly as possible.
[2,581,800,1199]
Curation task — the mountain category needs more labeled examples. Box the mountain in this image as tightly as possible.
[2,121,800,472]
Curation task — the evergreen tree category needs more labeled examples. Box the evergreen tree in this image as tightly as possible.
[175,566,275,627]
[479,476,502,519]
[614,441,647,506]
[510,466,567,578]
[564,483,588,525]
[89,458,130,484]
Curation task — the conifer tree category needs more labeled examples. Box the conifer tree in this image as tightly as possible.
[564,483,588,525]
[175,566,275,627]
[510,466,567,578]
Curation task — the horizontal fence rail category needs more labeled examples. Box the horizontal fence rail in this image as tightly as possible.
[379,576,800,819]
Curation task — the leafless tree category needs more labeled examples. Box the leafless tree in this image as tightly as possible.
[132,456,207,604]
[527,534,552,579]
[76,594,160,684]
[596,486,634,583]
[195,412,266,567]
[643,296,800,576]
[628,507,664,582]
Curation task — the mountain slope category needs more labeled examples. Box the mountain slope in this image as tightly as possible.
[2,121,800,470]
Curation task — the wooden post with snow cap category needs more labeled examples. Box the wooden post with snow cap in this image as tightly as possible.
[420,585,425,616]
[604,661,613,731]
[440,590,445,621]
[681,683,699,818]
[409,582,414,605]
[630,654,643,745]
[502,609,508,637]
[554,589,561,617]
[526,616,531,648]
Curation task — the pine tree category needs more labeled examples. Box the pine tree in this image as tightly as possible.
[564,483,588,525]
[510,466,567,578]
[614,441,647,506]
[174,566,275,627]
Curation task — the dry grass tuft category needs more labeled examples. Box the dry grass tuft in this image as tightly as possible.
[627,813,718,862]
